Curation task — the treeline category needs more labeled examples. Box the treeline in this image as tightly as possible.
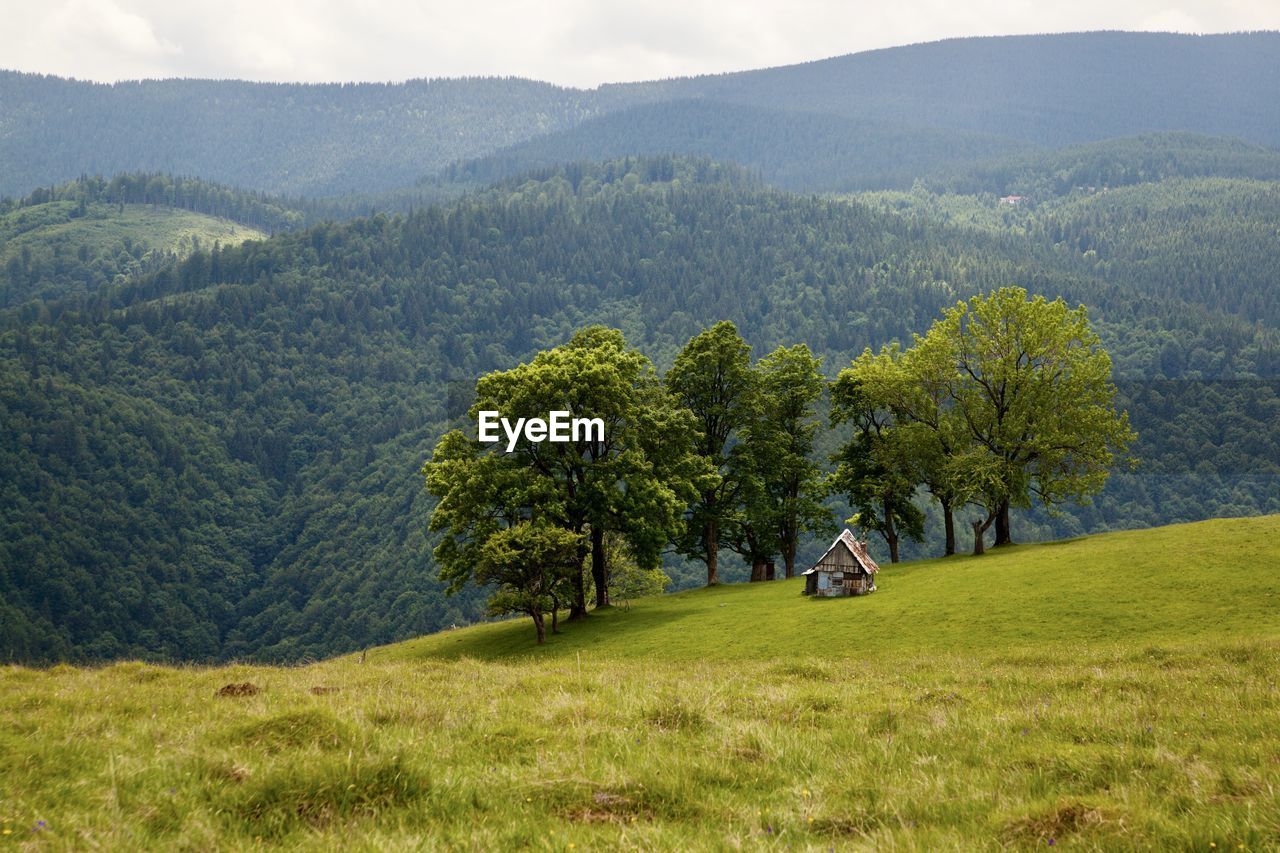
[927,133,1280,198]
[1,155,1277,663]
[428,291,1134,644]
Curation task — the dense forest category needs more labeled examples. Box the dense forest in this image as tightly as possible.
[2,154,1278,664]
[3,32,1280,199]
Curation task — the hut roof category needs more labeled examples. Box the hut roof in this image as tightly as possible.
[802,529,881,576]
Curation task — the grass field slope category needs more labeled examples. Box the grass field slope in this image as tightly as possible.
[0,199,266,307]
[2,515,1278,848]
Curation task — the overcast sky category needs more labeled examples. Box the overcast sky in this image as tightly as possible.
[2,0,1277,88]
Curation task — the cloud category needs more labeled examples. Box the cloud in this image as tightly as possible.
[1,0,1277,87]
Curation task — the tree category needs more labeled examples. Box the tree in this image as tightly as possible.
[829,372,925,563]
[425,326,703,623]
[916,287,1135,551]
[476,521,581,644]
[666,321,757,585]
[842,342,972,556]
[742,344,833,577]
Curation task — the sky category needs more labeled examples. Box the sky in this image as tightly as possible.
[2,0,1277,88]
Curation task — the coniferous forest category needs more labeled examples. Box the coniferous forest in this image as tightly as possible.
[2,33,1279,664]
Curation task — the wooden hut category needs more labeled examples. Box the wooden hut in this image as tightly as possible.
[802,529,880,597]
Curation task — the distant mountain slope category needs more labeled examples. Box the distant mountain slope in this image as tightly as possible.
[444,100,1037,192]
[641,31,1280,147]
[3,31,1278,198]
[0,74,634,197]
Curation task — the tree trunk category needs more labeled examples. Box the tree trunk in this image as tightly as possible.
[568,554,588,621]
[783,537,797,578]
[750,559,767,582]
[550,592,560,635]
[591,525,609,608]
[941,499,956,557]
[883,497,900,564]
[972,510,996,556]
[705,516,720,585]
[994,499,1013,547]
[531,609,546,644]
[765,561,776,581]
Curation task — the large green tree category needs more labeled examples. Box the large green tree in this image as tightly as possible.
[665,322,757,586]
[739,344,833,577]
[915,287,1135,551]
[425,326,702,623]
[829,372,926,564]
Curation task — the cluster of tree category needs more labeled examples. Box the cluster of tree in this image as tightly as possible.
[0,72,622,198]
[425,321,835,641]
[832,288,1134,560]
[427,290,1133,643]
[1,155,1276,663]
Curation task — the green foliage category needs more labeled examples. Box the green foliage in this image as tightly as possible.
[477,521,582,643]
[924,289,1135,538]
[604,534,670,608]
[0,196,267,307]
[734,345,833,577]
[666,321,757,585]
[426,323,703,622]
[1,154,1278,662]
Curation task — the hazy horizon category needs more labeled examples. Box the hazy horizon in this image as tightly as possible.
[3,0,1278,88]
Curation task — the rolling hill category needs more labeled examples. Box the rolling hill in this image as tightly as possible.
[3,31,1279,198]
[2,516,1278,848]
[2,156,1278,665]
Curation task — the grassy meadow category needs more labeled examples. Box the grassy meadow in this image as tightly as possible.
[3,515,1279,849]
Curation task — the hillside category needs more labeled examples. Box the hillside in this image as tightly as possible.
[2,156,1278,665]
[386,515,1280,662]
[0,202,265,308]
[444,100,1036,193]
[2,517,1278,848]
[3,32,1280,198]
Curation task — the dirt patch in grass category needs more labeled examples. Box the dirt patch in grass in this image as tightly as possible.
[217,682,261,697]
[535,780,697,824]
[915,689,964,706]
[1002,800,1119,843]
[769,661,835,681]
[308,686,340,695]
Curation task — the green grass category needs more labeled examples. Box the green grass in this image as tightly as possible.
[0,200,266,304]
[1,201,265,260]
[2,516,1279,849]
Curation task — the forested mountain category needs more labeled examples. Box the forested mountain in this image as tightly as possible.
[638,31,1280,147]
[2,156,1277,664]
[4,31,1279,199]
[0,74,629,197]
[443,100,1035,193]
